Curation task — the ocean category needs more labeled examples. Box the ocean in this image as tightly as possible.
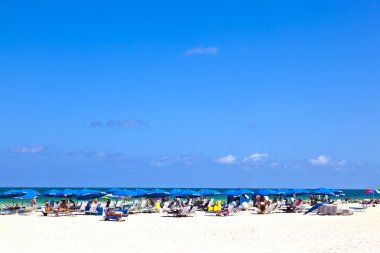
[0,188,375,206]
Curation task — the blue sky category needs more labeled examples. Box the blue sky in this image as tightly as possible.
[0,0,379,188]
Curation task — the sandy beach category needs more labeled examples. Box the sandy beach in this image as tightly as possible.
[1,206,379,253]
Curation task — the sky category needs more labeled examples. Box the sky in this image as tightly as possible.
[0,0,379,188]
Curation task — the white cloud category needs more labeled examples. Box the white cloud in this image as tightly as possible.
[185,46,219,56]
[11,145,45,154]
[309,155,331,166]
[215,154,236,164]
[337,160,346,167]
[150,154,205,167]
[243,153,268,163]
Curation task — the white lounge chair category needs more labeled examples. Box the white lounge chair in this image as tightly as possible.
[85,202,99,215]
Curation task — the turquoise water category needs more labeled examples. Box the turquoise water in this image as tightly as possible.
[0,188,375,206]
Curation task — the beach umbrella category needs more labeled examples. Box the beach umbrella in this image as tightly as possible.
[15,189,41,199]
[310,188,335,196]
[16,192,39,199]
[255,189,278,196]
[284,189,310,197]
[198,189,221,196]
[105,188,122,194]
[332,189,345,196]
[365,189,378,199]
[222,189,253,196]
[0,190,26,199]
[112,189,137,198]
[133,189,148,197]
[169,189,184,196]
[76,189,107,200]
[43,189,61,197]
[55,189,79,198]
[273,189,288,195]
[143,189,170,198]
[175,189,202,198]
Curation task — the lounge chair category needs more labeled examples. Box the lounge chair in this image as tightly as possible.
[77,201,88,214]
[18,205,37,215]
[127,205,138,214]
[167,206,191,217]
[216,204,234,216]
[100,202,107,209]
[85,202,99,215]
[109,201,116,208]
[161,201,170,213]
[0,204,18,215]
[186,206,198,217]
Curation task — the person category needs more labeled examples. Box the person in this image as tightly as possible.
[30,198,37,206]
[45,202,53,212]
[59,200,68,212]
[106,208,128,217]
[69,199,76,208]
[106,208,122,217]
[106,198,111,208]
[175,197,183,208]
[154,199,161,211]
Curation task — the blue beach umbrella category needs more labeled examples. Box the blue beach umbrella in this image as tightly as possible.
[55,189,79,198]
[284,188,310,197]
[76,189,107,200]
[175,189,202,198]
[198,189,221,196]
[143,189,171,198]
[112,189,137,198]
[20,189,41,196]
[222,189,253,196]
[43,189,61,197]
[16,192,39,200]
[332,189,345,196]
[17,189,41,199]
[105,188,122,194]
[271,189,287,195]
[133,189,148,197]
[0,190,26,199]
[255,189,278,196]
[169,189,184,196]
[311,188,335,196]
[222,189,238,196]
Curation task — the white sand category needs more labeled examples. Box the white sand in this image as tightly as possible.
[1,207,379,253]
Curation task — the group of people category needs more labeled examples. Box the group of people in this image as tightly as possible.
[44,199,77,212]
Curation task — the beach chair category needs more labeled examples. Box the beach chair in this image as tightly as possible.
[115,200,122,208]
[100,202,107,209]
[127,205,138,214]
[161,201,170,213]
[169,206,191,217]
[216,204,234,216]
[109,201,116,208]
[18,205,37,216]
[207,199,214,208]
[186,206,198,217]
[137,199,147,212]
[0,204,18,215]
[78,201,88,213]
[52,202,61,211]
[85,202,99,215]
